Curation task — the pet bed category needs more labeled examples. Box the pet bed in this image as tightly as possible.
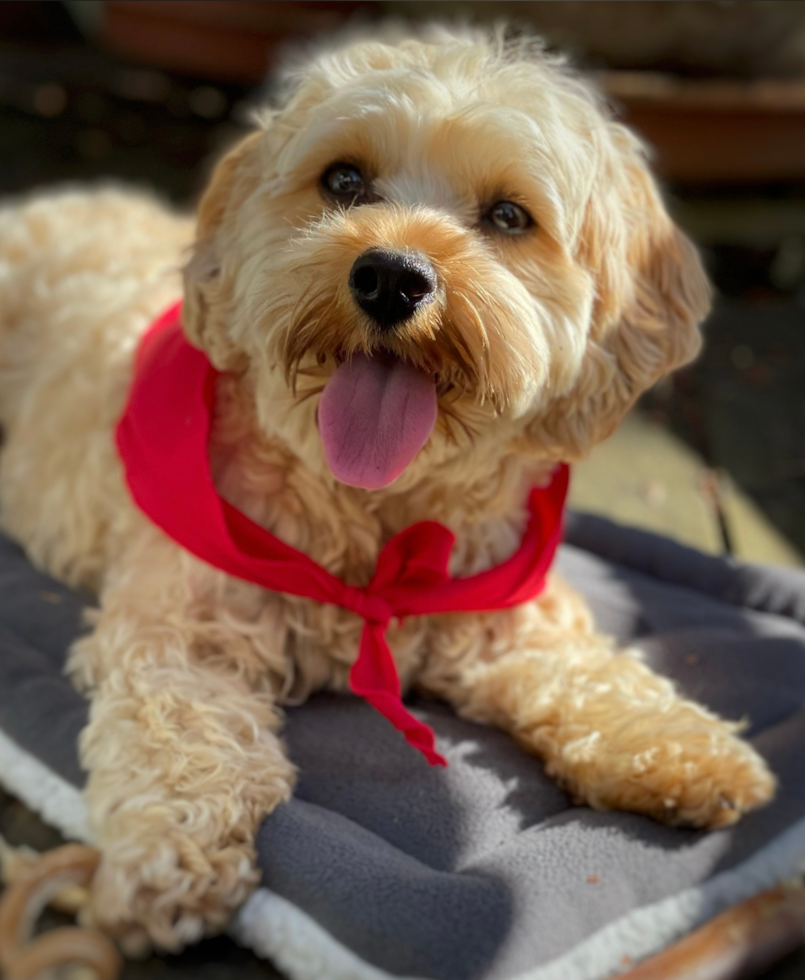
[1,512,805,980]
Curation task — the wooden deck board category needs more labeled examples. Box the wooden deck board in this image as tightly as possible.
[571,410,804,568]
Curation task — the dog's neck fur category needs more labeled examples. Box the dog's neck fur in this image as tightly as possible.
[209,374,554,586]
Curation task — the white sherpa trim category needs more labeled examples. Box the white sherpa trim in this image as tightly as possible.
[0,727,92,843]
[233,888,419,980]
[2,727,805,980]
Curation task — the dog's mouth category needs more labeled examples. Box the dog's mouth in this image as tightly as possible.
[317,349,438,490]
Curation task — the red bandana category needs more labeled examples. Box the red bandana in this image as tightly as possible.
[116,303,569,766]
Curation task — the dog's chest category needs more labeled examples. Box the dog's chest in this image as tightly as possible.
[205,402,541,698]
[203,505,528,705]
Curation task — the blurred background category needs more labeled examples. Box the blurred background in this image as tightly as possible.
[2,0,805,568]
[2,4,805,978]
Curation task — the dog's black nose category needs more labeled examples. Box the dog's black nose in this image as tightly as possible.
[349,250,437,330]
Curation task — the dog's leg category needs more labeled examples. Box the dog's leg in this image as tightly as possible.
[70,599,295,951]
[421,598,775,829]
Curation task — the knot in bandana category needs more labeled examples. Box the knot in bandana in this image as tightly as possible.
[116,303,569,767]
[342,588,393,627]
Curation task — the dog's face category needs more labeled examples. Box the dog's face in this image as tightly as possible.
[184,30,709,494]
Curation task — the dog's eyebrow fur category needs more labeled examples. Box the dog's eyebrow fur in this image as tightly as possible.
[265,37,610,246]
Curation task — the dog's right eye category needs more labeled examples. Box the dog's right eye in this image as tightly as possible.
[321,163,371,204]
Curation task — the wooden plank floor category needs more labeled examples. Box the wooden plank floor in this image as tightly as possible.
[571,409,804,568]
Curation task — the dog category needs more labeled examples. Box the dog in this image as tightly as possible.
[0,27,775,952]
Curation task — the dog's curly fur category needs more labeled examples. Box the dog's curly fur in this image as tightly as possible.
[0,28,775,951]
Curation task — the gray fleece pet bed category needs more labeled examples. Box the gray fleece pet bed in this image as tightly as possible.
[1,513,805,980]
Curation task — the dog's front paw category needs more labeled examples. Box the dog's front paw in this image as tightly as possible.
[557,717,776,830]
[84,829,259,953]
[646,729,776,829]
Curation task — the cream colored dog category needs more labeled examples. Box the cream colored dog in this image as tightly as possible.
[0,28,775,951]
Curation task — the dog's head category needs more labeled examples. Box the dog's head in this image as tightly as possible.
[184,28,709,494]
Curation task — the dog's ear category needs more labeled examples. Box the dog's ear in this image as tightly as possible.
[183,132,263,369]
[524,124,710,459]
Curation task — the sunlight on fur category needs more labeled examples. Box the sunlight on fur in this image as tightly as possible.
[0,25,774,953]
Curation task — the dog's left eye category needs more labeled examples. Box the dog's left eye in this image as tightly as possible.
[321,163,372,204]
[483,201,534,235]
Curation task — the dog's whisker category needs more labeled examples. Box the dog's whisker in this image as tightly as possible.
[292,384,326,407]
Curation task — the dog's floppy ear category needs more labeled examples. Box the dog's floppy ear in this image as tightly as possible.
[525,124,710,459]
[183,132,263,370]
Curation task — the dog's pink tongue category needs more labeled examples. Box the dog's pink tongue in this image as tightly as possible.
[318,353,437,489]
